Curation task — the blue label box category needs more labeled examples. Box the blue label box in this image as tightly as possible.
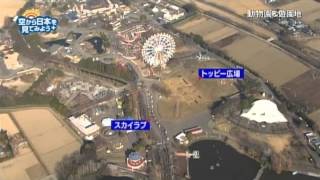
[111,120,151,131]
[16,16,59,35]
[198,68,245,79]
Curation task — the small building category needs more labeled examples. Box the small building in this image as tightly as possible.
[69,114,100,137]
[184,126,203,135]
[152,7,159,13]
[126,152,146,170]
[174,132,189,145]
[101,117,112,127]
[113,142,124,150]
[305,132,320,154]
[265,0,277,4]
[101,117,114,136]
[161,5,185,22]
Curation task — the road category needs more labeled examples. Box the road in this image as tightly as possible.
[138,82,175,180]
[121,45,175,180]
[287,112,320,169]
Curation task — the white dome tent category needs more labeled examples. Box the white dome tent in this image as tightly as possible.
[142,33,176,69]
[241,99,288,123]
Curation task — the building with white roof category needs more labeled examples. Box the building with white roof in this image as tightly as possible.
[101,117,134,134]
[241,99,288,123]
[174,132,189,145]
[69,114,100,137]
[101,117,112,127]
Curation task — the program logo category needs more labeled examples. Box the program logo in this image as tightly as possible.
[22,8,41,18]
[16,8,59,35]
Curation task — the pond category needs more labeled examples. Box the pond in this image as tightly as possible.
[189,140,320,180]
[45,39,70,47]
[87,37,104,54]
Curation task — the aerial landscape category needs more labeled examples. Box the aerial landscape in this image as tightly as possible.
[0,0,320,180]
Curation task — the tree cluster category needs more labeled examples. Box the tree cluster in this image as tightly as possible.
[0,69,69,116]
[151,83,171,97]
[79,58,136,82]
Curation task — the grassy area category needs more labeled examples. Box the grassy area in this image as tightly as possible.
[99,32,110,48]
[121,91,134,117]
[9,25,48,61]
[79,58,136,82]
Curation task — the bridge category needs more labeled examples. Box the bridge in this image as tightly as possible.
[175,150,200,179]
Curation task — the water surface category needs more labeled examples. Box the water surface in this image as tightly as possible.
[189,140,320,180]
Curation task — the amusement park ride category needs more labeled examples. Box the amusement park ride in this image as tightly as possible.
[142,33,176,69]
[117,25,151,60]
[117,25,176,78]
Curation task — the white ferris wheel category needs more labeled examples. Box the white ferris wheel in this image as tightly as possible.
[142,33,176,68]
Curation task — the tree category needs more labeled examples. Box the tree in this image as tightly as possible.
[45,9,52,16]
[151,83,171,97]
[236,77,261,95]
[240,96,255,110]
[132,138,147,151]
[122,93,133,117]
[59,16,69,26]
[119,0,131,6]
[99,32,110,48]
[182,3,197,13]
[52,2,57,8]
[55,151,85,180]
[80,140,97,160]
[189,33,208,48]
[58,3,69,12]
[0,130,9,146]
[140,14,147,21]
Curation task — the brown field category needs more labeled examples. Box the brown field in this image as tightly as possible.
[12,108,80,173]
[205,0,269,15]
[0,0,25,27]
[0,114,19,136]
[204,27,239,44]
[175,15,226,35]
[0,147,47,180]
[305,38,320,52]
[214,118,292,154]
[158,60,237,119]
[280,0,320,24]
[174,36,200,55]
[223,36,309,86]
[175,14,239,45]
[281,69,320,111]
[213,33,243,48]
[263,135,291,153]
[309,109,320,128]
[178,0,276,38]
